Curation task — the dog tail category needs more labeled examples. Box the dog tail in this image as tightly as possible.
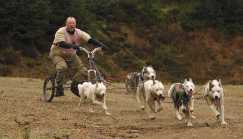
[168,83,175,97]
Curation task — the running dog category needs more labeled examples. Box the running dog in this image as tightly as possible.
[125,66,156,94]
[168,78,195,126]
[136,79,165,119]
[125,72,141,94]
[204,79,227,125]
[78,81,111,115]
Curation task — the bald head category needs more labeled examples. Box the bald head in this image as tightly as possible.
[65,17,76,34]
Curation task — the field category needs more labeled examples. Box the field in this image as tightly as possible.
[0,77,243,139]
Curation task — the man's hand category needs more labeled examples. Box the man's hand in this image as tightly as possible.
[72,44,80,49]
[96,47,102,51]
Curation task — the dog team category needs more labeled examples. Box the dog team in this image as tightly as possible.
[77,65,227,127]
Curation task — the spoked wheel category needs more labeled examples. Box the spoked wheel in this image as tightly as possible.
[43,75,56,102]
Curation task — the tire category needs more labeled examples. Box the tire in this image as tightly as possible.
[43,75,56,102]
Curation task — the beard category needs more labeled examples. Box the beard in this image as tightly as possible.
[66,28,75,35]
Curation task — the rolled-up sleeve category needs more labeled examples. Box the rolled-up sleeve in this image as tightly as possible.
[53,28,65,43]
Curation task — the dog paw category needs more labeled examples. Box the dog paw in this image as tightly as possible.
[105,112,111,116]
[221,121,227,126]
[187,122,193,127]
[89,109,95,113]
[156,107,163,112]
[191,115,196,119]
[176,114,183,121]
[149,115,156,120]
[216,114,221,120]
[140,106,145,111]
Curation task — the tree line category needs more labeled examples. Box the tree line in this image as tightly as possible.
[0,0,242,82]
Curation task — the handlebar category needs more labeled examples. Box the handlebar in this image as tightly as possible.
[79,47,102,58]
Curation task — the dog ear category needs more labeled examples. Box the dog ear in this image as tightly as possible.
[209,80,213,91]
[184,78,187,83]
[189,78,192,82]
[218,79,222,87]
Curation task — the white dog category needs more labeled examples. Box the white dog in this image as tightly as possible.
[136,79,165,119]
[78,81,111,115]
[168,78,195,126]
[204,79,227,125]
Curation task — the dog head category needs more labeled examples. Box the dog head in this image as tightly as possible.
[183,78,195,97]
[150,80,165,101]
[95,82,106,100]
[208,79,223,106]
[141,66,156,80]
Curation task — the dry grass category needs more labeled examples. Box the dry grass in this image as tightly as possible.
[0,77,243,139]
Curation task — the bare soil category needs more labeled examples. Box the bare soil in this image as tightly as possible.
[0,77,243,139]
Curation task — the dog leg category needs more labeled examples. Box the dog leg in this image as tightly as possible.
[186,112,193,127]
[189,96,196,119]
[102,96,111,115]
[154,100,163,113]
[136,85,145,110]
[185,108,193,127]
[157,100,163,112]
[79,93,85,107]
[219,104,227,125]
[89,105,95,113]
[176,109,183,120]
[146,98,155,120]
[154,101,158,113]
[209,104,220,118]
[205,96,221,120]
[220,93,227,125]
[125,79,132,94]
[143,92,155,120]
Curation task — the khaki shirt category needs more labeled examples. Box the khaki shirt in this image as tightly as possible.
[50,27,91,58]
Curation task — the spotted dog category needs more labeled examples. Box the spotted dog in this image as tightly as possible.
[168,78,195,126]
[204,79,227,125]
[136,79,165,119]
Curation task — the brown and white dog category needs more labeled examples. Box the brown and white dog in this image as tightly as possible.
[136,79,165,119]
[78,81,111,115]
[204,79,227,125]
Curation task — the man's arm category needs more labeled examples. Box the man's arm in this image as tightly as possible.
[58,41,79,49]
[88,38,104,47]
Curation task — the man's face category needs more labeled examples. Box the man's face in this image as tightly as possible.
[66,19,76,34]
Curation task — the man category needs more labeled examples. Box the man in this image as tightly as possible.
[49,17,105,97]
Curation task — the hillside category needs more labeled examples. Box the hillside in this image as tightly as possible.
[0,0,243,83]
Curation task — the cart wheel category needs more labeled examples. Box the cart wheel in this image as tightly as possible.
[43,75,56,102]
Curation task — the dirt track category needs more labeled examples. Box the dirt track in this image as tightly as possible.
[0,77,243,139]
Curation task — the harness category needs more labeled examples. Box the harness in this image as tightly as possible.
[173,84,190,109]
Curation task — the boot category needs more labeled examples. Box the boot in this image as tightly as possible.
[70,80,80,97]
[55,71,65,97]
[55,85,64,97]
